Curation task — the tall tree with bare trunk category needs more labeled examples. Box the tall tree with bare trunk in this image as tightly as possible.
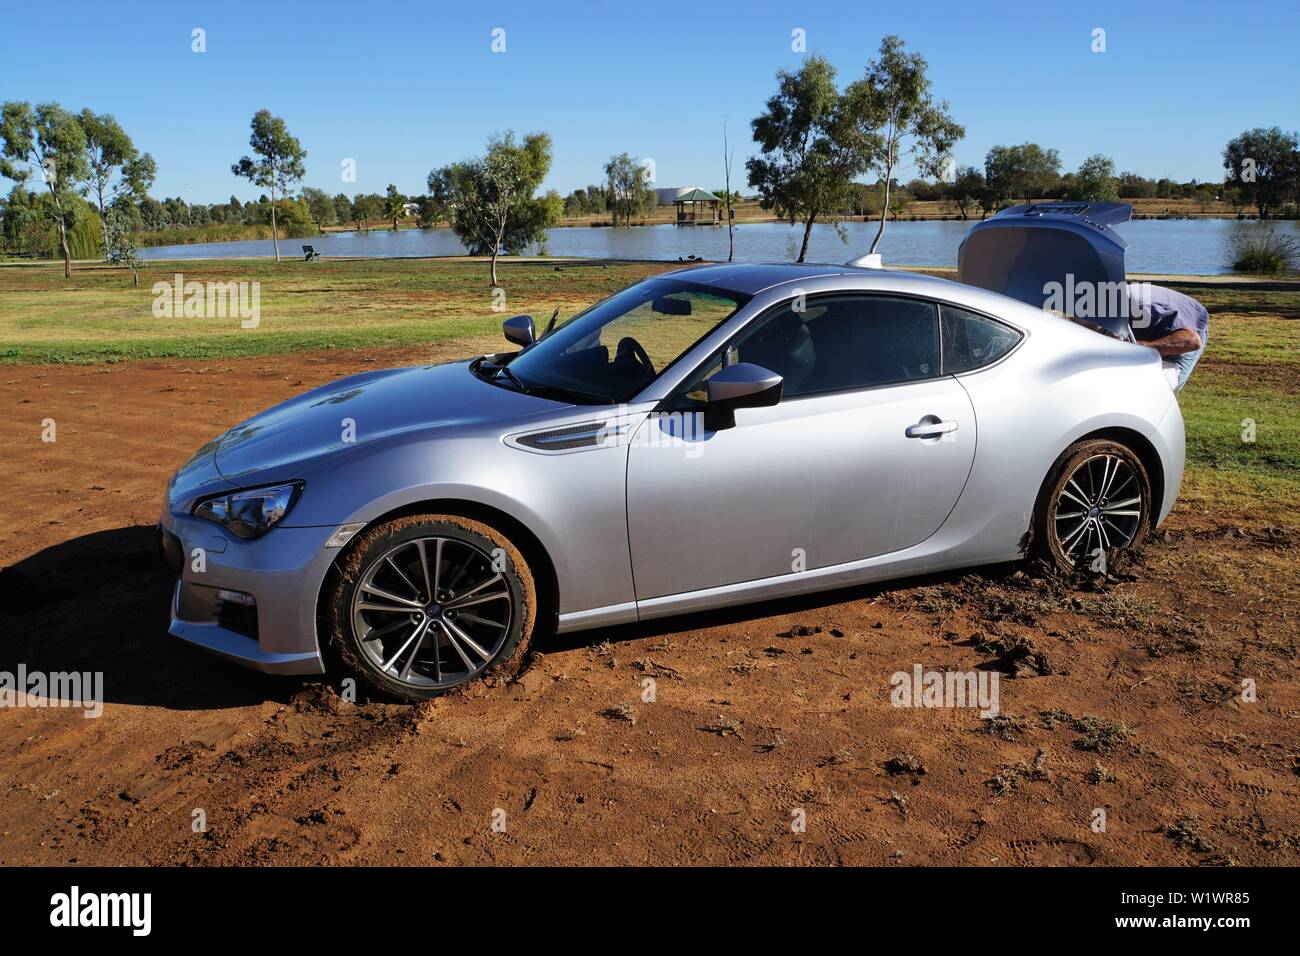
[722,121,736,262]
[1,101,89,278]
[231,110,306,263]
[603,153,656,226]
[845,35,963,257]
[78,110,155,258]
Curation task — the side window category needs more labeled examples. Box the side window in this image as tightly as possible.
[941,304,1021,374]
[727,294,939,398]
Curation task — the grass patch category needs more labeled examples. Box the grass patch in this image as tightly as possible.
[1040,710,1134,753]
[0,258,673,365]
[977,713,1030,741]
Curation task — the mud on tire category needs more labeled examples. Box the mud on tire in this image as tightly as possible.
[320,514,537,703]
[1033,439,1153,574]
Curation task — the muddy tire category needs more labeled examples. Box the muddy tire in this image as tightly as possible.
[1033,439,1152,574]
[321,514,537,702]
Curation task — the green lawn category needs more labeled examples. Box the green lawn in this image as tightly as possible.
[0,257,672,364]
[2,256,1296,507]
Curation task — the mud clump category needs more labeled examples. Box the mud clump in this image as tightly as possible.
[600,703,637,725]
[789,624,822,637]
[884,753,927,775]
[1087,761,1116,785]
[971,632,1053,677]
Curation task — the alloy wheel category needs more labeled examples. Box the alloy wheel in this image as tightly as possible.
[349,536,514,689]
[1053,453,1144,565]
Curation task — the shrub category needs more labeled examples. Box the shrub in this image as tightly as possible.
[1229,230,1298,276]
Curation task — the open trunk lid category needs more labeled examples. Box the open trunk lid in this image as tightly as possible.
[958,202,1134,338]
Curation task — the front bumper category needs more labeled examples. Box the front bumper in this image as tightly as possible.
[159,512,336,675]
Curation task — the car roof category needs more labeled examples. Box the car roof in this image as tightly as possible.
[660,261,977,298]
[659,261,1072,335]
[658,262,850,295]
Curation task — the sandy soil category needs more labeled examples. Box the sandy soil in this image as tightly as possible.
[0,347,1296,866]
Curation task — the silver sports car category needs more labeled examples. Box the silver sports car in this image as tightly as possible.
[160,209,1184,700]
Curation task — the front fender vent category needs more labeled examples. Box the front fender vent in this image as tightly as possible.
[514,421,612,452]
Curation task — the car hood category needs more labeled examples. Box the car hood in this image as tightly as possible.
[958,202,1133,337]
[212,360,561,484]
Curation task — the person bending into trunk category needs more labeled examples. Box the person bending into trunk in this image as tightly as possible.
[1129,284,1209,390]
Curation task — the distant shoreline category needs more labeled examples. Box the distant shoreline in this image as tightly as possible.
[13,254,1287,288]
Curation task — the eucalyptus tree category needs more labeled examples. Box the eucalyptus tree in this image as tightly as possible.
[78,110,155,256]
[844,35,963,256]
[603,153,655,226]
[231,110,307,262]
[301,186,337,227]
[1223,127,1299,219]
[983,143,1061,211]
[1074,154,1119,202]
[332,192,353,225]
[0,101,89,277]
[428,131,561,285]
[950,165,986,220]
[103,205,142,285]
[747,55,874,263]
[351,193,382,231]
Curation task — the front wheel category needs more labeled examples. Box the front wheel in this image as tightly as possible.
[321,514,537,702]
[1033,439,1152,573]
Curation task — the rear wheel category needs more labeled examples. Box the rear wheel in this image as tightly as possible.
[1034,439,1151,573]
[322,514,536,702]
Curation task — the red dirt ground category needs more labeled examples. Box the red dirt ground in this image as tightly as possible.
[1,347,1296,865]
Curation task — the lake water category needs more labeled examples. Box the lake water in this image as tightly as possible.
[138,217,1300,276]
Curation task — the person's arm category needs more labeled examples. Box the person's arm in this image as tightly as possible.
[1142,328,1201,357]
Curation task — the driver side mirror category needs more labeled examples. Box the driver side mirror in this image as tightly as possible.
[703,362,783,431]
[503,314,535,348]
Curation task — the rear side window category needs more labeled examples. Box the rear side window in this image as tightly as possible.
[722,294,940,398]
[941,304,1021,374]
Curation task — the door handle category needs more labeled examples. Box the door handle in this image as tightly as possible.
[905,418,957,439]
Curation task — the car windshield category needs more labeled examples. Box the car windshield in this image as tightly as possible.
[497,277,748,404]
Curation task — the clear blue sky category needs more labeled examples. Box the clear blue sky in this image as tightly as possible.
[2,0,1296,204]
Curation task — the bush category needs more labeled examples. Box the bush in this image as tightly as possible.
[1229,230,1299,276]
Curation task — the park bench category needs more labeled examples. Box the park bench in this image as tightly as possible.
[302,245,321,261]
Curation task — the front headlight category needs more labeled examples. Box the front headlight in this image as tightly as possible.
[193,481,303,540]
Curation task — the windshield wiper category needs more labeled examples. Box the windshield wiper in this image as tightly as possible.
[520,382,613,405]
[540,306,561,340]
[477,359,530,393]
[475,358,612,405]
